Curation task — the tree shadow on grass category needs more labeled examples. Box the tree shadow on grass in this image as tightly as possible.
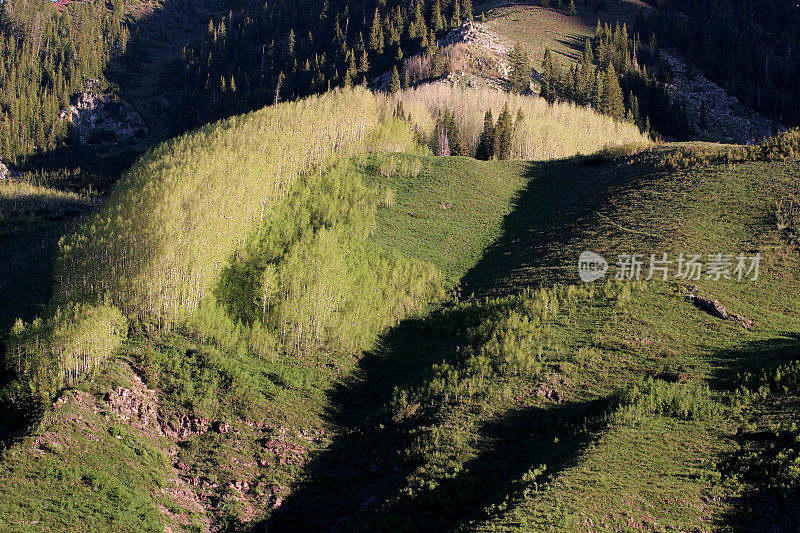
[259,250,618,530]
[553,34,587,61]
[705,333,800,392]
[707,335,800,531]
[263,322,610,532]
[459,153,647,297]
[371,398,610,532]
[256,154,651,531]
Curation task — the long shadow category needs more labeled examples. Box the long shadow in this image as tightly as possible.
[709,336,800,531]
[261,301,611,532]
[258,148,800,531]
[261,307,486,531]
[706,333,800,392]
[553,34,586,61]
[373,398,611,531]
[459,153,648,297]
[0,195,96,334]
[258,156,640,531]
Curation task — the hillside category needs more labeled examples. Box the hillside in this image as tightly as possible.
[0,84,658,527]
[267,139,800,531]
[2,0,800,530]
[475,0,780,144]
[1,79,799,529]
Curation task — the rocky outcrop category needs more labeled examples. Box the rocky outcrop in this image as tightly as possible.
[440,21,510,59]
[60,82,147,145]
[439,21,512,81]
[373,22,513,90]
[688,293,729,320]
[660,51,782,144]
[0,161,21,181]
[685,286,754,329]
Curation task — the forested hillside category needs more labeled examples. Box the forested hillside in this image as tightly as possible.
[644,0,800,127]
[171,0,477,132]
[0,0,130,162]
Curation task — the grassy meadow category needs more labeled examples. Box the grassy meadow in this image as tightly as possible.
[0,80,799,531]
[476,0,648,67]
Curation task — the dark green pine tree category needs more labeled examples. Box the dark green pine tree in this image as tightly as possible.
[602,63,625,119]
[444,109,468,155]
[370,8,385,54]
[450,0,461,28]
[567,0,577,16]
[495,103,513,160]
[582,38,594,65]
[540,47,556,103]
[462,0,473,22]
[432,0,444,32]
[389,66,401,93]
[475,110,495,160]
[591,70,603,109]
[509,42,531,93]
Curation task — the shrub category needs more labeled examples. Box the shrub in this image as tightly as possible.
[776,196,800,231]
[748,128,800,161]
[613,378,723,423]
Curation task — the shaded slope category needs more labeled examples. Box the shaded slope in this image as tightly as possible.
[268,144,800,531]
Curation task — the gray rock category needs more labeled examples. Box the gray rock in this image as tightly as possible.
[688,294,729,320]
[59,83,147,145]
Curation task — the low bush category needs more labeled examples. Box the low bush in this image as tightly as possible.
[613,378,723,423]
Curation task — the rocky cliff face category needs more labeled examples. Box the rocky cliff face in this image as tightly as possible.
[60,83,148,146]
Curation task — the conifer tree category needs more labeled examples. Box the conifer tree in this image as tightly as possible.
[450,0,461,28]
[273,71,285,105]
[444,109,467,155]
[359,50,370,74]
[567,0,577,16]
[432,0,444,31]
[462,0,473,21]
[475,110,495,160]
[582,38,594,64]
[370,8,385,54]
[602,63,625,119]
[389,66,401,93]
[540,47,557,103]
[592,70,603,109]
[509,43,531,93]
[542,47,554,79]
[495,103,513,160]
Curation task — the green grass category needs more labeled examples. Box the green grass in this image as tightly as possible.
[476,0,647,68]
[266,144,800,531]
[360,153,531,286]
[2,139,800,531]
[0,361,179,532]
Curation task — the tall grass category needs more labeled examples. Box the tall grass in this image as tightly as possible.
[0,180,97,219]
[381,83,650,160]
